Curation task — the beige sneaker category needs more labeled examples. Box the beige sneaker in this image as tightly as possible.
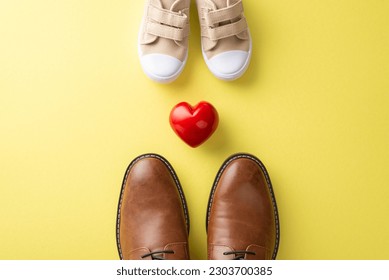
[139,0,190,83]
[196,0,251,80]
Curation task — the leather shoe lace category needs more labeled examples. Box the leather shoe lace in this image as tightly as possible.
[141,250,175,260]
[223,250,256,260]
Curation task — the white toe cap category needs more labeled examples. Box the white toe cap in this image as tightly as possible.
[140,54,184,83]
[207,50,250,80]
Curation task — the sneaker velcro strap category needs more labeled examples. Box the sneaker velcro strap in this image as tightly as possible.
[146,21,189,41]
[204,0,244,26]
[202,17,247,41]
[148,5,188,28]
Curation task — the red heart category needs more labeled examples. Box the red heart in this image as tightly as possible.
[169,101,219,148]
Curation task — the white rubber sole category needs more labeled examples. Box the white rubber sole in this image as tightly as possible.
[202,34,252,81]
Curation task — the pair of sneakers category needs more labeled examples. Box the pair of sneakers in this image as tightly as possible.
[138,0,252,83]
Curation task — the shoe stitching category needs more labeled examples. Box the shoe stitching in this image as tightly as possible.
[116,154,189,260]
[207,153,280,260]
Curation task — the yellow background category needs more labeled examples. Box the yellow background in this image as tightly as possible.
[1,0,389,260]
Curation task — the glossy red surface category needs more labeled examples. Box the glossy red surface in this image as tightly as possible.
[169,101,219,148]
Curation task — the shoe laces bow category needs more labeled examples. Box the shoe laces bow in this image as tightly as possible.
[141,250,175,260]
[223,250,256,260]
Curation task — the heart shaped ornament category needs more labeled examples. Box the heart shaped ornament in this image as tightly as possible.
[169,101,219,148]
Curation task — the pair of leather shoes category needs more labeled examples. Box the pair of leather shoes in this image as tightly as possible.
[116,153,280,260]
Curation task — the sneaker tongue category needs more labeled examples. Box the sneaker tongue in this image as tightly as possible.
[210,0,240,9]
[227,0,240,5]
[211,0,228,9]
[151,0,187,13]
[170,0,187,12]
[152,0,181,11]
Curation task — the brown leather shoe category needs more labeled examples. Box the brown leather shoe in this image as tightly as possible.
[116,154,190,260]
[207,153,280,260]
